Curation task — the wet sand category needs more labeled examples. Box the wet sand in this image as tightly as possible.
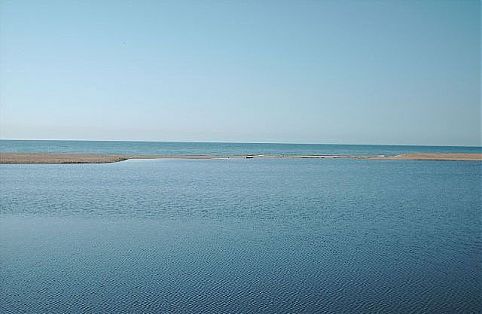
[371,153,482,161]
[0,153,129,164]
[0,153,222,164]
[1,152,481,164]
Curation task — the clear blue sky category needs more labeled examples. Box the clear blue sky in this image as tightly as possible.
[0,0,480,146]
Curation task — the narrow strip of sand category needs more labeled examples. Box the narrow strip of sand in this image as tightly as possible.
[0,153,129,164]
[0,152,481,164]
[370,153,482,161]
[0,153,223,164]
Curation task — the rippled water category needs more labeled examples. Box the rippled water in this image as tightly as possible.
[1,158,481,313]
[1,139,481,156]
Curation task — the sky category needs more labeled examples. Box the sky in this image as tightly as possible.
[0,0,480,146]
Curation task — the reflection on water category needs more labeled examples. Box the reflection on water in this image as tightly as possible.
[1,159,481,313]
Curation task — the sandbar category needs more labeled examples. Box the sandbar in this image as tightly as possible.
[371,153,482,161]
[0,153,128,164]
[1,152,481,164]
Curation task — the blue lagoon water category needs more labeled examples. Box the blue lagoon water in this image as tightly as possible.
[1,152,481,312]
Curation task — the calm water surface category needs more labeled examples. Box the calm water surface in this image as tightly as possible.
[1,139,481,156]
[1,158,481,313]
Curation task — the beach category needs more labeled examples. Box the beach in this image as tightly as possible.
[0,153,129,164]
[1,152,481,164]
[372,153,482,161]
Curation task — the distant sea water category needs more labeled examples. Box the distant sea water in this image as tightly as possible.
[1,141,481,313]
[1,139,481,156]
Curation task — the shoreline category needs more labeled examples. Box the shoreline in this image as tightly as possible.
[0,153,129,164]
[368,153,482,161]
[0,152,481,164]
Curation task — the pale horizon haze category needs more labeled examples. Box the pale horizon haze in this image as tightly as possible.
[0,0,480,146]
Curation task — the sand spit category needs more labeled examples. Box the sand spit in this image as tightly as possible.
[370,153,482,161]
[0,153,230,164]
[0,153,129,164]
[1,152,481,164]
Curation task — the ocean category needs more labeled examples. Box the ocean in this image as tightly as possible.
[1,139,481,156]
[1,141,481,312]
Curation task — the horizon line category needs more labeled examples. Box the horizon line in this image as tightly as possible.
[1,138,481,148]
